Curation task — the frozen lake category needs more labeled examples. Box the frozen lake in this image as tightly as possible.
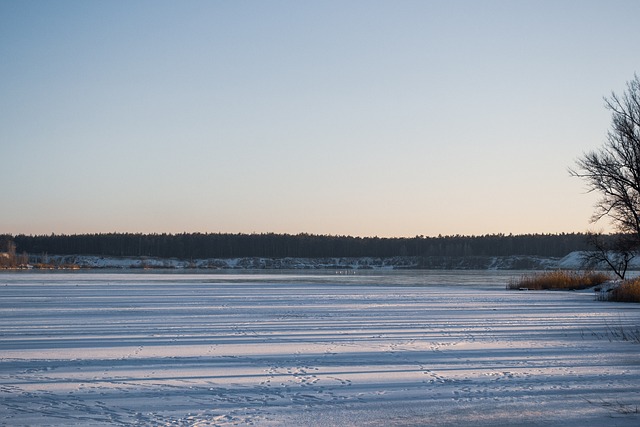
[1,270,640,426]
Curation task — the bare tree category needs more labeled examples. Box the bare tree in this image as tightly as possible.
[582,232,635,279]
[570,74,640,277]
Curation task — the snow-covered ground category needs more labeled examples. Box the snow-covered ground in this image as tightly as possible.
[30,253,574,270]
[33,254,422,270]
[1,271,640,426]
[30,250,640,270]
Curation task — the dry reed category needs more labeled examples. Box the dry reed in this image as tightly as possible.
[608,277,640,302]
[507,270,610,291]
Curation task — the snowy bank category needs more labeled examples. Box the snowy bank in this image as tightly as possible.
[28,254,572,270]
[28,251,640,270]
[558,250,640,270]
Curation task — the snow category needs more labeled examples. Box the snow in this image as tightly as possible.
[1,270,640,426]
[30,255,425,270]
[34,254,565,270]
[36,251,640,270]
[558,250,640,270]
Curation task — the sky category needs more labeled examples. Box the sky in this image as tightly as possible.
[2,0,640,238]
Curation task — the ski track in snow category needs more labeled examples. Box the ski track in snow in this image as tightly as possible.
[1,271,640,426]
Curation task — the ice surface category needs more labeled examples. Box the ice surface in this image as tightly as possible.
[1,271,639,426]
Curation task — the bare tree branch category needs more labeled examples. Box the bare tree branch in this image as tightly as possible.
[572,75,640,278]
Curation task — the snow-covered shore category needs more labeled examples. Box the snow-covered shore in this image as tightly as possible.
[1,271,639,426]
[27,251,630,270]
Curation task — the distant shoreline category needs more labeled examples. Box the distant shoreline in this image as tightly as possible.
[1,252,630,271]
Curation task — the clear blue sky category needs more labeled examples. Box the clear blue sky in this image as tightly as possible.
[2,0,640,237]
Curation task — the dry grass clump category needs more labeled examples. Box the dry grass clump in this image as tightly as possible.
[507,270,610,291]
[608,277,640,302]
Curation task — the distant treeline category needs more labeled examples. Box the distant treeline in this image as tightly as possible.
[4,232,592,259]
